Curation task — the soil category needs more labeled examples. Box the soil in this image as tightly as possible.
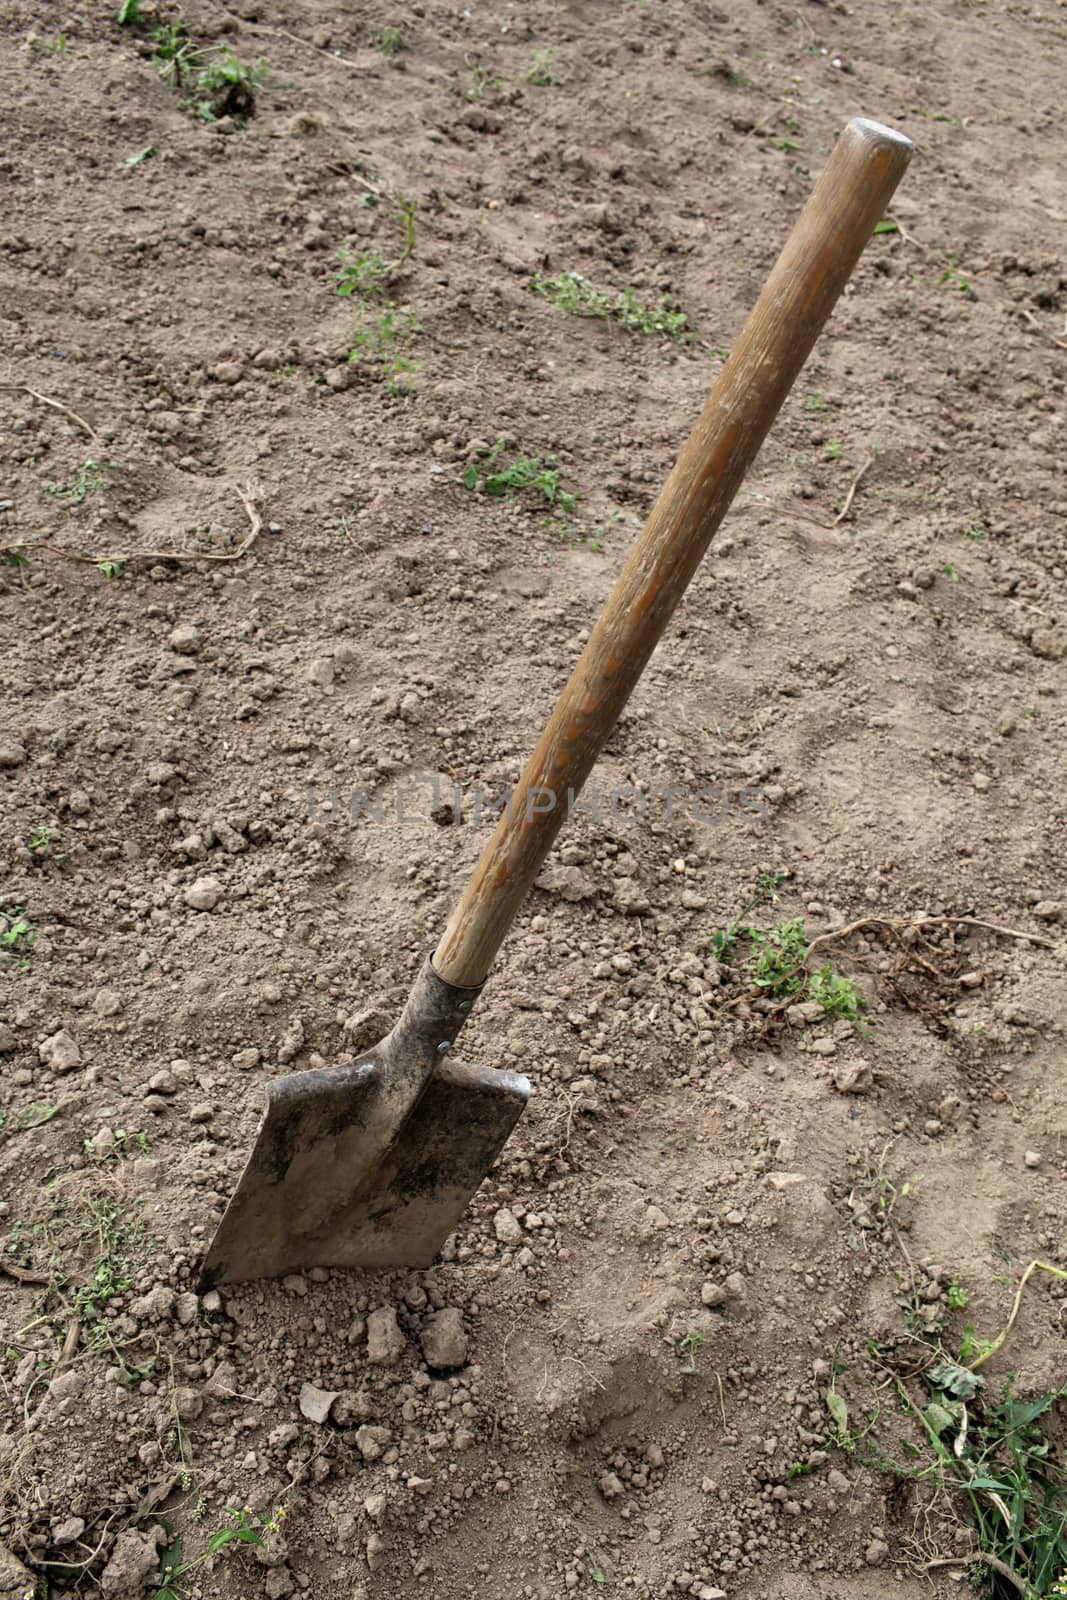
[1,0,1066,1597]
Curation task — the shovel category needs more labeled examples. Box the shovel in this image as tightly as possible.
[201,117,913,1287]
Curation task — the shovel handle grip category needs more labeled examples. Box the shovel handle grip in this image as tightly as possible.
[435,117,913,989]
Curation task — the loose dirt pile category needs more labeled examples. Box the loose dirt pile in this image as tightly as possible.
[1,1,1065,1597]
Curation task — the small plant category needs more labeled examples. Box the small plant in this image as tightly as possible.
[335,246,393,303]
[805,390,830,414]
[154,1504,288,1599]
[117,0,142,21]
[942,561,959,580]
[28,825,55,853]
[464,51,498,99]
[532,271,689,341]
[97,559,126,580]
[936,253,976,300]
[522,47,559,85]
[808,962,865,1021]
[945,1278,968,1311]
[964,519,987,540]
[84,1128,150,1164]
[348,306,420,395]
[48,458,112,503]
[151,19,196,86]
[189,46,269,121]
[463,441,580,516]
[678,1329,706,1375]
[30,30,69,52]
[0,908,35,966]
[825,438,843,460]
[872,217,900,235]
[371,24,408,56]
[748,918,809,995]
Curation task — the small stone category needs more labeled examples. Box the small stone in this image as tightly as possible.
[1033,900,1062,922]
[211,360,244,384]
[420,1308,468,1370]
[355,1424,392,1461]
[0,739,27,768]
[331,1390,372,1426]
[407,1474,433,1496]
[493,1207,523,1245]
[282,1274,307,1296]
[184,875,223,911]
[175,1292,199,1325]
[363,1491,387,1521]
[828,1468,850,1495]
[1024,1150,1042,1169]
[174,1386,203,1420]
[1030,625,1066,660]
[169,622,201,655]
[147,1069,177,1095]
[833,1061,873,1094]
[366,1531,387,1571]
[38,1029,81,1074]
[765,1171,808,1191]
[129,1284,176,1322]
[366,1305,406,1365]
[188,1102,213,1124]
[306,655,335,689]
[701,1282,727,1307]
[598,1471,624,1500]
[613,877,651,915]
[265,1568,295,1600]
[277,1017,305,1064]
[201,1289,223,1314]
[100,1527,166,1595]
[146,761,179,785]
[231,1047,261,1071]
[865,1538,888,1566]
[0,1022,15,1053]
[299,1382,339,1423]
[52,1515,86,1543]
[972,772,991,793]
[811,1036,837,1056]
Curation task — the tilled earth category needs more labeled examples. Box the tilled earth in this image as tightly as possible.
[1,0,1065,1597]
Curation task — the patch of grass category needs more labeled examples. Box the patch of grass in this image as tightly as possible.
[47,458,112,503]
[117,0,142,22]
[462,440,580,516]
[522,46,559,85]
[371,24,408,56]
[964,519,987,541]
[824,438,843,460]
[28,825,55,854]
[805,390,830,414]
[189,46,270,121]
[748,917,809,995]
[335,245,394,302]
[808,961,866,1021]
[909,104,965,128]
[532,271,690,341]
[30,30,68,52]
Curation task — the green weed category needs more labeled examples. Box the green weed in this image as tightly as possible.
[0,907,35,966]
[522,47,559,85]
[154,1504,288,1600]
[371,24,408,56]
[464,51,499,99]
[116,0,142,21]
[189,46,270,121]
[748,918,809,995]
[28,826,55,854]
[936,253,976,300]
[678,1329,706,1375]
[686,59,750,85]
[462,441,579,516]
[335,246,393,302]
[97,559,126,580]
[348,306,420,395]
[30,31,68,52]
[47,459,112,503]
[808,962,866,1021]
[873,217,900,235]
[532,271,689,341]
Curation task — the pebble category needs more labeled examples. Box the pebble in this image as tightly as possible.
[420,1308,468,1370]
[0,1023,15,1053]
[355,1424,392,1461]
[52,1516,86,1544]
[331,1390,372,1426]
[169,622,201,655]
[174,1386,203,1421]
[298,1382,339,1424]
[0,739,27,768]
[184,875,223,911]
[282,1274,307,1296]
[175,1291,199,1325]
[1033,900,1062,922]
[828,1468,850,1495]
[493,1207,523,1244]
[231,1047,261,1070]
[865,1538,888,1566]
[366,1305,406,1365]
[211,360,244,384]
[188,1102,214,1123]
[1024,1150,1042,1169]
[701,1282,728,1307]
[38,1028,81,1074]
[147,1069,177,1095]
[833,1061,873,1094]
[129,1284,176,1322]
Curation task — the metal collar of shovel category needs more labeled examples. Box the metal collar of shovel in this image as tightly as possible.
[202,117,913,1286]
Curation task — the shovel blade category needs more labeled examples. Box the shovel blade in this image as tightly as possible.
[199,1051,529,1286]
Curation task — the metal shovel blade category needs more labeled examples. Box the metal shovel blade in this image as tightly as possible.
[199,959,530,1286]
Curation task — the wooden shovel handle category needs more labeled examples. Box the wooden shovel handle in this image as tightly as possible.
[435,117,913,988]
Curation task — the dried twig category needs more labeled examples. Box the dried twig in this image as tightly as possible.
[0,381,99,440]
[1,481,264,569]
[1017,305,1067,351]
[834,451,876,524]
[0,1260,52,1286]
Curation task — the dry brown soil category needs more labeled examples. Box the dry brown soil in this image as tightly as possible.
[1,0,1066,1597]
